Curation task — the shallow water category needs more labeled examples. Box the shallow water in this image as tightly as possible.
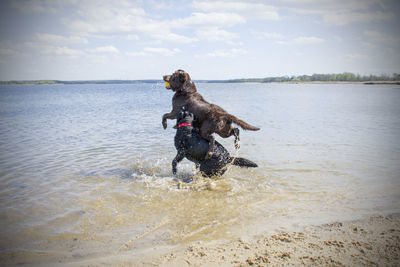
[0,83,399,265]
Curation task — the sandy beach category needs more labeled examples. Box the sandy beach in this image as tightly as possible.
[56,214,400,266]
[3,214,399,266]
[140,214,400,267]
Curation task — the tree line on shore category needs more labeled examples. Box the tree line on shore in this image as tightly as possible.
[207,72,400,83]
[1,73,399,85]
[0,80,160,85]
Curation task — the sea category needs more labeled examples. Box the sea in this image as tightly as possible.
[0,82,399,265]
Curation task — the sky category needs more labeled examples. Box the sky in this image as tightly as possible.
[0,0,399,80]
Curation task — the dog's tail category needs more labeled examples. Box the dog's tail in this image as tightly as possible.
[230,157,258,168]
[228,114,260,131]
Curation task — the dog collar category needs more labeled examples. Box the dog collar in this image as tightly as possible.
[178,123,192,128]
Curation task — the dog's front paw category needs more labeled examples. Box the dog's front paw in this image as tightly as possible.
[205,151,213,160]
[162,120,167,129]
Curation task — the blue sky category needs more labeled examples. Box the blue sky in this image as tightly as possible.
[0,0,399,80]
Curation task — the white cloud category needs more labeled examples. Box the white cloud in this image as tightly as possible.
[253,31,285,39]
[283,0,378,11]
[196,48,247,58]
[364,31,400,46]
[66,20,96,34]
[11,0,59,13]
[144,47,180,56]
[61,1,247,45]
[89,46,120,54]
[196,27,239,42]
[262,32,285,39]
[65,1,153,35]
[127,47,181,57]
[293,36,325,44]
[53,46,85,57]
[322,11,393,26]
[126,51,147,57]
[277,36,325,45]
[166,11,245,44]
[285,0,394,26]
[0,48,24,58]
[344,53,368,60]
[64,1,219,45]
[36,33,88,45]
[193,1,279,20]
[361,42,376,49]
[125,34,139,40]
[151,33,197,43]
[75,0,146,19]
[21,41,86,57]
[4,0,400,80]
[171,12,246,28]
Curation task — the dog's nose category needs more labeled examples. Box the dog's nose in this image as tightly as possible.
[163,75,170,81]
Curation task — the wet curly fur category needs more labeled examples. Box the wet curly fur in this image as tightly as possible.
[173,108,257,177]
[162,69,260,159]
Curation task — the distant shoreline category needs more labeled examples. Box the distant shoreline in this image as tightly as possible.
[272,81,400,85]
[1,80,399,86]
[0,80,161,86]
[2,72,400,86]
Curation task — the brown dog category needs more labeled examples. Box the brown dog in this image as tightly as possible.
[162,70,259,159]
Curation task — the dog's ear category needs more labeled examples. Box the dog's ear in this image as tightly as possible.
[178,73,186,83]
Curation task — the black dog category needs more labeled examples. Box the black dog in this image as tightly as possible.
[172,108,257,177]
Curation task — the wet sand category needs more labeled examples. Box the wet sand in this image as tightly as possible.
[3,215,399,266]
[148,214,400,267]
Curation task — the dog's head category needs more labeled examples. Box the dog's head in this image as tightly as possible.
[163,69,196,93]
[176,107,195,127]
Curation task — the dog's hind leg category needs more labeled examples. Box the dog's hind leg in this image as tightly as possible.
[233,128,240,149]
[222,126,240,149]
[200,124,215,160]
[218,121,240,149]
[172,152,185,175]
